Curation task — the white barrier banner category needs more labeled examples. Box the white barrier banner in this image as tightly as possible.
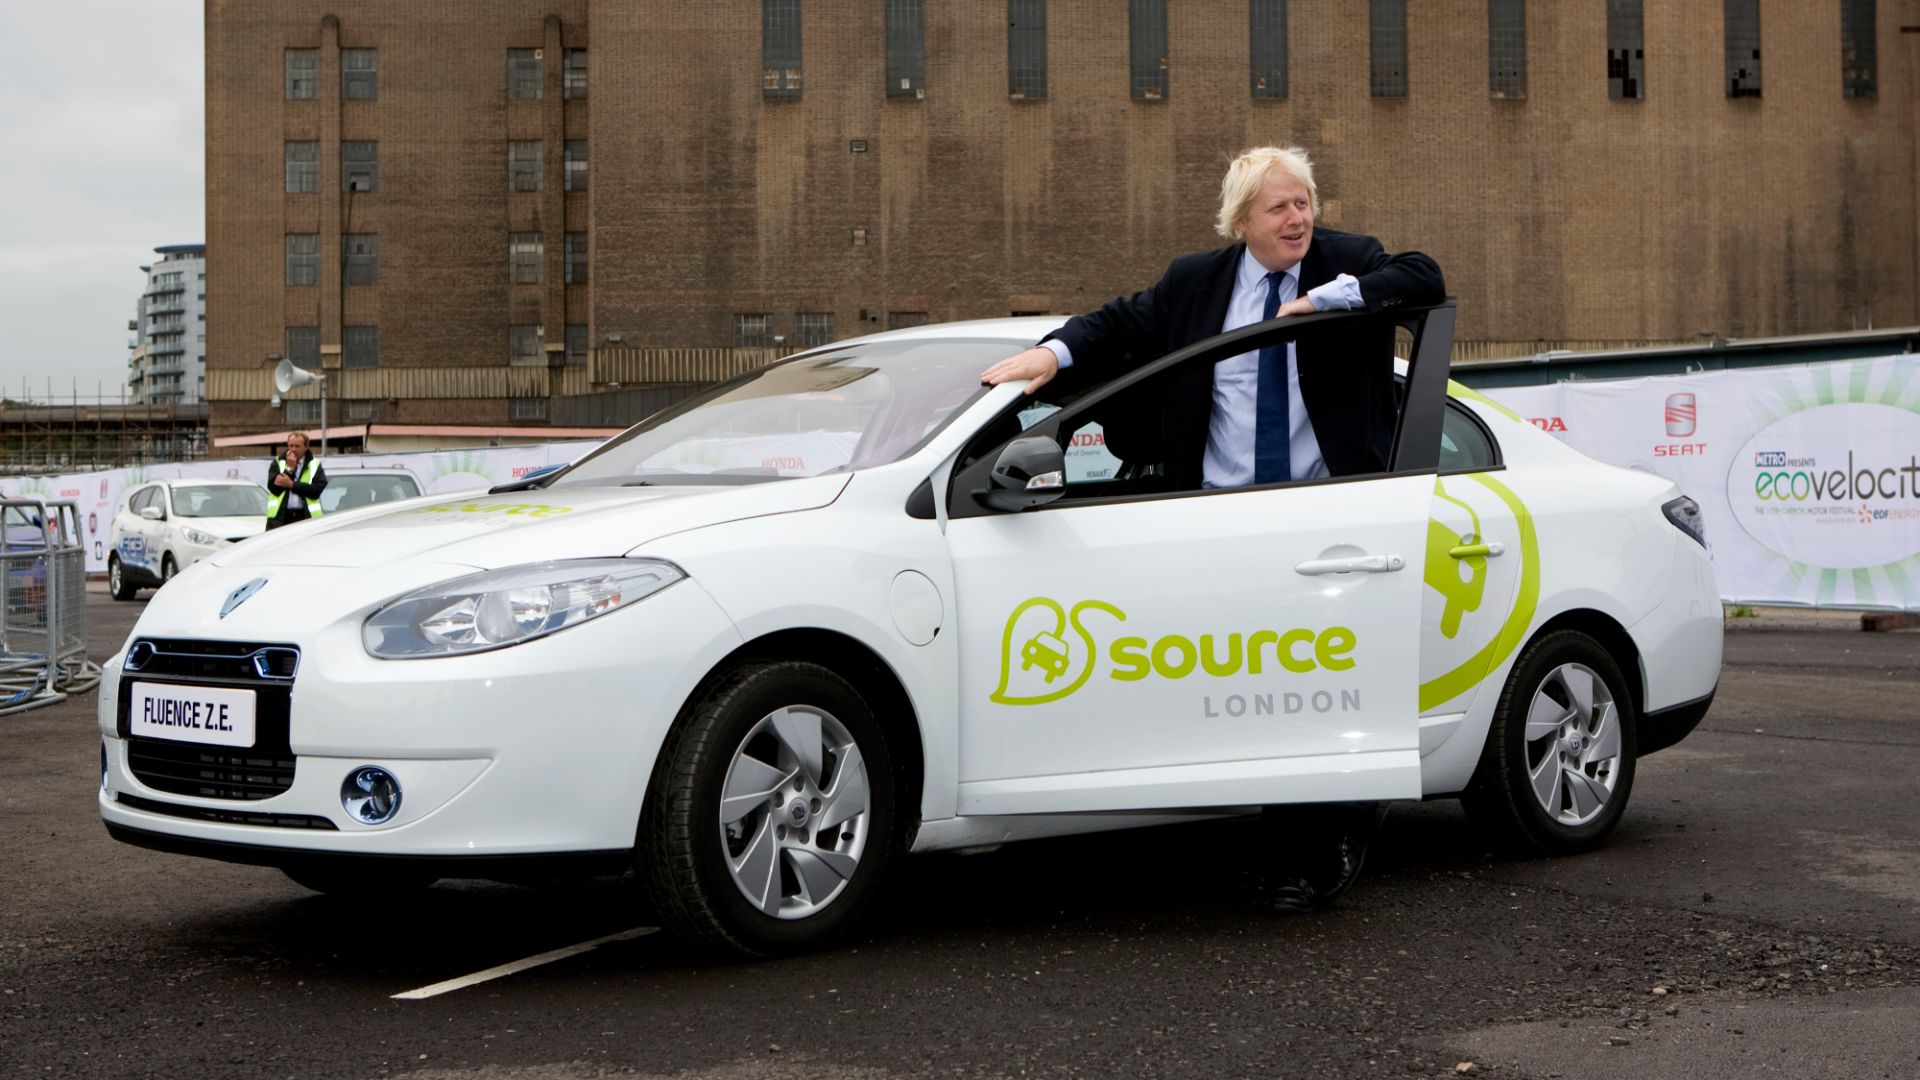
[0,440,603,574]
[1486,354,1920,610]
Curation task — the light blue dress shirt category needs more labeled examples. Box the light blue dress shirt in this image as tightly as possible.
[1044,249,1363,487]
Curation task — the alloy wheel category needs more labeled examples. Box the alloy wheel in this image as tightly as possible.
[1523,662,1622,827]
[717,705,871,920]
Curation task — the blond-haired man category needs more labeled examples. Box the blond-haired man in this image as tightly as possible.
[982,146,1443,488]
[980,148,1443,912]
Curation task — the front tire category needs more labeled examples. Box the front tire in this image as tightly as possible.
[1464,630,1637,855]
[159,554,178,586]
[108,556,136,601]
[639,661,895,958]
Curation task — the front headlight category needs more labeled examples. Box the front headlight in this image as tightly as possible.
[183,528,217,545]
[362,558,685,659]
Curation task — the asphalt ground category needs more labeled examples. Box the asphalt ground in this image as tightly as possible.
[3,592,1917,1080]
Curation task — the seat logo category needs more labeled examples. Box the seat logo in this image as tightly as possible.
[219,577,268,618]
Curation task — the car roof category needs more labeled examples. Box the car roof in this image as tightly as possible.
[805,315,1069,354]
[164,479,258,488]
[324,467,418,477]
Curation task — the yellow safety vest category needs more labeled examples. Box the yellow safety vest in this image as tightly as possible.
[266,457,324,520]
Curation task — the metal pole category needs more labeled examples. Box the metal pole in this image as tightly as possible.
[320,377,328,458]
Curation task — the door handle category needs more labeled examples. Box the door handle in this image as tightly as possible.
[1294,554,1406,576]
[1448,542,1505,559]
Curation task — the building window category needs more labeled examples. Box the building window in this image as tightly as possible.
[342,140,378,192]
[344,399,380,422]
[734,314,772,347]
[886,0,926,97]
[508,48,543,100]
[343,325,379,368]
[508,140,543,192]
[343,48,378,100]
[794,312,835,347]
[1129,0,1169,100]
[285,141,318,193]
[344,234,378,285]
[285,326,319,366]
[564,140,589,191]
[509,233,544,284]
[1842,0,1876,99]
[286,399,321,424]
[1607,0,1644,100]
[565,323,588,365]
[1250,0,1288,99]
[887,311,929,329]
[509,397,549,421]
[1489,0,1525,98]
[285,49,318,99]
[1008,0,1048,100]
[565,232,587,284]
[285,234,319,286]
[763,0,803,98]
[1725,0,1761,97]
[1370,0,1407,97]
[509,325,545,366]
[564,48,588,99]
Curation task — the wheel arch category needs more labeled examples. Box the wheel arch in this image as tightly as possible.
[1522,607,1645,725]
[680,627,926,850]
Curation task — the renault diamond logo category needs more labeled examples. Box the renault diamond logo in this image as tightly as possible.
[220,578,268,618]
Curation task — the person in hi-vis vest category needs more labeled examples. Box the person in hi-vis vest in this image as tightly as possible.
[266,431,328,530]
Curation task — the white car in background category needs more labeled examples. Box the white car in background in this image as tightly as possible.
[99,303,1722,957]
[108,480,268,600]
[317,467,424,515]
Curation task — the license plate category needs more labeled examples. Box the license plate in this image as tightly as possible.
[129,681,257,748]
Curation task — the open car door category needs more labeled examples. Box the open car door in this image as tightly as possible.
[943,302,1456,815]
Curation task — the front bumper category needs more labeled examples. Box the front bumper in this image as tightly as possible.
[100,565,745,863]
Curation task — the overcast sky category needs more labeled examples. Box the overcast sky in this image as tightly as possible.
[0,3,203,403]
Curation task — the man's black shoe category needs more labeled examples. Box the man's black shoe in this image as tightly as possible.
[1264,802,1389,914]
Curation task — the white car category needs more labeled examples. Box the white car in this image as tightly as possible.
[316,467,424,515]
[99,303,1721,956]
[108,480,268,600]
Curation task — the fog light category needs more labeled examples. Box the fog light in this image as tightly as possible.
[341,766,402,825]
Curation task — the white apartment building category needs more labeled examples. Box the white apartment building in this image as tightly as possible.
[128,243,207,405]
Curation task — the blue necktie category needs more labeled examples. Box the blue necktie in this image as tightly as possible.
[1254,270,1292,485]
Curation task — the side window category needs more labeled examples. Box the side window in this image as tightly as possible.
[1438,400,1499,472]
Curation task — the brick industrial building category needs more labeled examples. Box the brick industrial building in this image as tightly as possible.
[204,0,1915,446]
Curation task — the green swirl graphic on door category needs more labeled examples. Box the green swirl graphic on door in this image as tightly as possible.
[1416,473,1540,712]
[992,598,1128,705]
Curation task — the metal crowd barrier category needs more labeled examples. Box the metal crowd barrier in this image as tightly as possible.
[0,499,100,714]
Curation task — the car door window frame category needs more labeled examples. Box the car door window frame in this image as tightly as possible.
[948,301,1457,519]
[1438,397,1503,474]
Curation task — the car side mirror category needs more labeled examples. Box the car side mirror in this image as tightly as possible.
[139,506,164,521]
[978,434,1066,512]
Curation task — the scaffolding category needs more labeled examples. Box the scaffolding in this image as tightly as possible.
[0,394,207,475]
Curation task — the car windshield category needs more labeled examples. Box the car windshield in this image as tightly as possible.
[549,339,1004,487]
[320,473,421,513]
[175,485,268,518]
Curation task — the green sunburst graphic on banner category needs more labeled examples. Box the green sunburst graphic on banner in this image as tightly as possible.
[1734,357,1920,609]
[425,451,500,486]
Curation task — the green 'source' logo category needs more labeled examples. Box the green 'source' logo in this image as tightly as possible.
[991,597,1359,706]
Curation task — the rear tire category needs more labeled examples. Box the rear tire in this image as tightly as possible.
[638,661,895,958]
[1463,630,1637,855]
[108,556,137,601]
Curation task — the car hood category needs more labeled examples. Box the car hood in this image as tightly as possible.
[178,515,266,540]
[208,475,851,570]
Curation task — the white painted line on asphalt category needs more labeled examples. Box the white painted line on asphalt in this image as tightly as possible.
[391,926,658,1000]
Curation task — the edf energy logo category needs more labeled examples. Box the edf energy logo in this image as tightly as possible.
[991,598,1357,707]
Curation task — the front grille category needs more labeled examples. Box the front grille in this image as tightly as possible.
[126,741,296,800]
[118,792,335,830]
[119,638,300,802]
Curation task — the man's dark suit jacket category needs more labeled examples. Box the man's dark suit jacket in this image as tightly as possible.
[265,453,328,527]
[1043,230,1444,485]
